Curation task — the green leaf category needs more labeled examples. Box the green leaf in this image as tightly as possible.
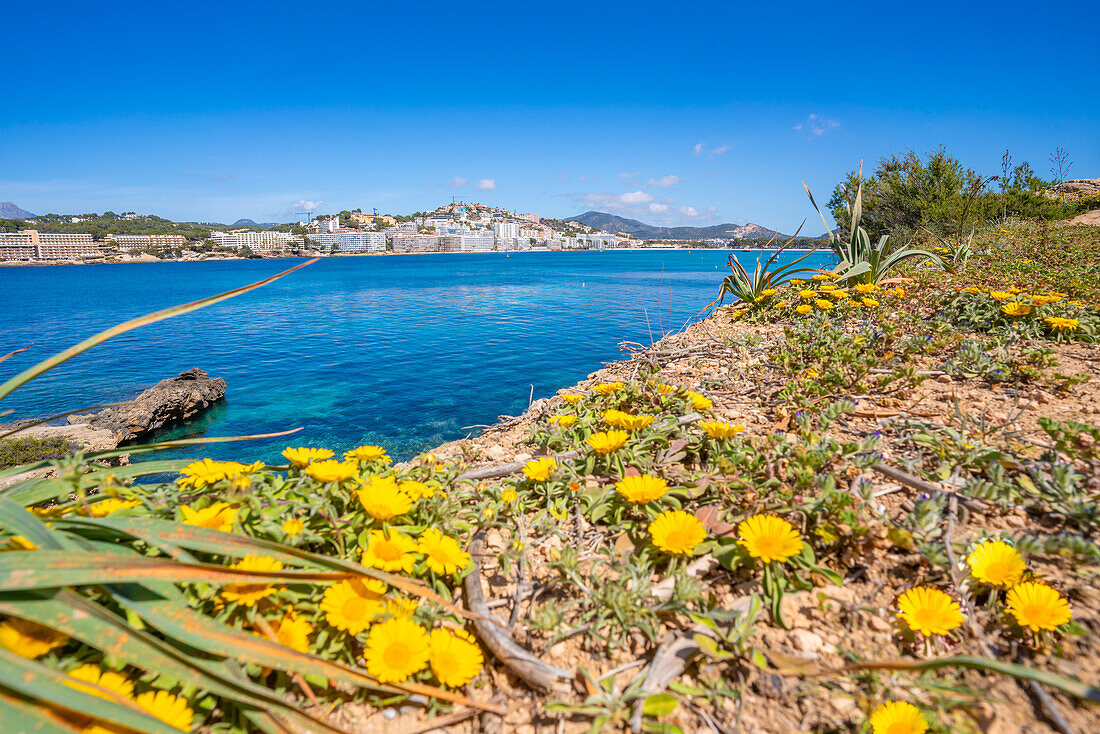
[642,693,679,717]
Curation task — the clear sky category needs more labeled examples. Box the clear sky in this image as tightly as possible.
[3,0,1097,232]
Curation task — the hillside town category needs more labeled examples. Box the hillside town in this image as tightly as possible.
[0,201,648,263]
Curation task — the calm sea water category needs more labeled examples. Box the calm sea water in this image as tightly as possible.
[0,250,831,465]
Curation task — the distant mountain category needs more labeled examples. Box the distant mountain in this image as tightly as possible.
[232,218,258,226]
[567,211,787,240]
[0,202,34,219]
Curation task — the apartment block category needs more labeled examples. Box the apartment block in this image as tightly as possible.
[110,234,187,251]
[391,235,441,253]
[0,230,100,260]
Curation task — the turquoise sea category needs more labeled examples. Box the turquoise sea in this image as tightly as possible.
[0,250,832,464]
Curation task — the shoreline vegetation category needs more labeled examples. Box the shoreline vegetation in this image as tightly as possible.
[2,175,1099,732]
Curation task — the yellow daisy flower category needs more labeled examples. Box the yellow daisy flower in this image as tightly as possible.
[737,515,803,563]
[282,447,334,467]
[65,664,134,701]
[615,474,668,503]
[862,298,880,308]
[501,488,518,502]
[180,501,237,533]
[363,617,431,683]
[649,510,706,555]
[988,291,1012,302]
[591,382,624,395]
[967,541,1026,587]
[361,528,418,573]
[587,430,629,454]
[1001,302,1031,317]
[561,393,584,404]
[522,457,556,482]
[870,700,927,734]
[811,273,829,281]
[700,421,745,439]
[87,498,142,517]
[0,617,68,658]
[305,459,359,483]
[418,528,471,575]
[386,596,420,618]
[343,445,392,464]
[322,579,387,634]
[272,613,313,653]
[282,517,305,537]
[1006,582,1072,632]
[357,476,414,520]
[133,689,193,731]
[815,299,834,311]
[549,414,577,427]
[429,628,484,687]
[854,283,879,294]
[799,289,817,299]
[220,555,283,607]
[687,391,712,410]
[896,587,965,637]
[828,289,849,300]
[1045,316,1078,331]
[795,304,813,315]
[648,382,676,395]
[400,480,436,499]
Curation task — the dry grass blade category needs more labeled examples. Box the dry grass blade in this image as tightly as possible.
[0,258,319,402]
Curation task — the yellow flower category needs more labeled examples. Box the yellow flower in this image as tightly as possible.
[357,476,414,520]
[619,413,656,431]
[591,382,624,395]
[615,474,668,503]
[429,628,483,687]
[738,515,803,564]
[180,502,237,533]
[967,541,1026,587]
[501,488,518,502]
[323,579,386,634]
[220,555,283,607]
[1001,302,1031,317]
[891,287,906,297]
[799,289,817,299]
[522,457,556,481]
[65,664,134,701]
[1006,582,1072,632]
[0,617,68,658]
[587,430,629,454]
[861,298,880,308]
[989,291,1012,302]
[1045,316,1079,331]
[649,382,675,395]
[418,528,471,575]
[2,536,35,551]
[400,480,436,499]
[649,510,706,555]
[795,304,813,315]
[789,279,806,285]
[87,498,142,517]
[730,307,749,316]
[387,596,419,618]
[760,288,779,297]
[896,587,964,636]
[775,300,790,307]
[700,421,745,439]
[815,299,834,311]
[687,391,712,410]
[549,414,577,427]
[361,528,418,573]
[854,283,880,294]
[133,689,194,731]
[363,617,431,683]
[1029,294,1059,306]
[811,273,829,281]
[828,289,849,300]
[270,613,313,653]
[561,393,584,404]
[304,459,359,483]
[819,283,837,292]
[344,445,392,464]
[177,458,235,489]
[282,517,305,537]
[870,700,927,734]
[282,447,334,467]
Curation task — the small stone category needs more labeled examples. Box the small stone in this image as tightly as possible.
[867,615,891,632]
[484,445,506,461]
[936,374,953,384]
[789,629,824,653]
[513,453,532,463]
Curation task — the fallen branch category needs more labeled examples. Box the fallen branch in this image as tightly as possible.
[464,533,573,693]
[871,463,985,511]
[628,635,701,732]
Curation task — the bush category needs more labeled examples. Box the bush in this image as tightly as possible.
[0,437,76,469]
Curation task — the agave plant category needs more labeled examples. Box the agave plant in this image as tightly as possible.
[805,168,944,285]
[0,261,497,733]
[706,223,823,311]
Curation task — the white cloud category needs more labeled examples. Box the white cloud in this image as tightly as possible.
[678,205,699,218]
[476,178,496,191]
[447,176,469,188]
[793,113,840,137]
[573,189,717,226]
[617,190,655,204]
[648,203,670,215]
[578,174,603,182]
[646,174,682,188]
[692,143,730,159]
[291,199,323,211]
[617,171,640,179]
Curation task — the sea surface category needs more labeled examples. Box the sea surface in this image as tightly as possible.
[0,250,832,465]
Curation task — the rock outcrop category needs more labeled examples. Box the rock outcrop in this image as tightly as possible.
[69,368,226,443]
[1051,178,1100,196]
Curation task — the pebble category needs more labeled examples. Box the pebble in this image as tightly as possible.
[485,444,506,460]
[514,453,532,463]
[789,629,825,653]
[936,374,953,384]
[867,615,891,632]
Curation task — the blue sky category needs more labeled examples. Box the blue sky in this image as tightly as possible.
[2,1,1097,233]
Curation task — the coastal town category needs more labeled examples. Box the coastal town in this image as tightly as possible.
[0,201,657,264]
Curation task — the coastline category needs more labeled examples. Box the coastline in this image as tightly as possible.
[0,246,819,268]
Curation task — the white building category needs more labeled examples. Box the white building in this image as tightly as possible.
[306,230,386,252]
[391,235,441,253]
[491,221,520,239]
[110,234,187,251]
[440,233,495,252]
[210,230,299,251]
[0,230,100,260]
